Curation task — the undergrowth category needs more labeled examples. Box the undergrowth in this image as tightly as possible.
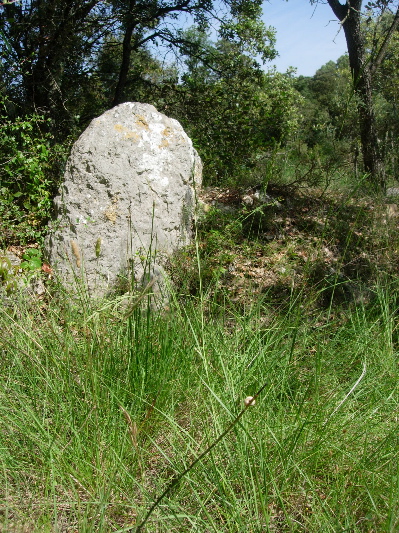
[168,184,399,312]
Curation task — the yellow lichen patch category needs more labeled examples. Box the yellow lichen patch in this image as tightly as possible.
[162,127,172,137]
[104,196,119,224]
[125,131,139,141]
[104,208,117,223]
[135,115,149,130]
[158,138,169,149]
[113,123,139,141]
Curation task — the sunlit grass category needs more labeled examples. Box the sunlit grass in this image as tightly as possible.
[0,275,398,532]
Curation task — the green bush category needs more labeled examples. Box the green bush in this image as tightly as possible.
[0,100,67,245]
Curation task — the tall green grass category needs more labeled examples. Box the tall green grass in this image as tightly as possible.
[0,279,398,531]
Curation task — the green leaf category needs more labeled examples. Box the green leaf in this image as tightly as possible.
[21,249,42,271]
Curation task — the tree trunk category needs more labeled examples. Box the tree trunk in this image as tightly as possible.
[112,0,137,107]
[327,0,385,189]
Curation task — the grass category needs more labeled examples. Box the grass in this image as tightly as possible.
[1,181,399,532]
[1,268,398,531]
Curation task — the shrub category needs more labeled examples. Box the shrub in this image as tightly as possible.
[0,99,67,245]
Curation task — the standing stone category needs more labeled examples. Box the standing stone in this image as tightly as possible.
[45,102,202,298]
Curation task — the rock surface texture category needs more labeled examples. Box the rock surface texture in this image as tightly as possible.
[46,102,202,297]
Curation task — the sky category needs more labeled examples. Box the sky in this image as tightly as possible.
[263,0,348,76]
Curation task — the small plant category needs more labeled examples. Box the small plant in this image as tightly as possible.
[20,248,42,271]
[0,248,44,296]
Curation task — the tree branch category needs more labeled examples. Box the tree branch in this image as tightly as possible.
[326,0,349,21]
[370,5,399,75]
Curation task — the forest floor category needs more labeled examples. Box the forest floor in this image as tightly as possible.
[167,183,399,312]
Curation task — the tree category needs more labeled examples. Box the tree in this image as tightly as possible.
[109,0,277,106]
[73,37,174,125]
[0,0,276,134]
[0,0,106,123]
[363,9,399,176]
[159,28,300,183]
[295,57,356,144]
[318,0,399,189]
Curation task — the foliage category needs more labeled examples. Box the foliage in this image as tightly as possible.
[291,58,360,186]
[363,9,399,176]
[308,0,399,188]
[156,30,301,185]
[0,254,19,293]
[0,247,43,295]
[20,248,42,271]
[0,0,108,133]
[293,33,399,187]
[0,0,276,134]
[73,40,175,125]
[0,99,68,245]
